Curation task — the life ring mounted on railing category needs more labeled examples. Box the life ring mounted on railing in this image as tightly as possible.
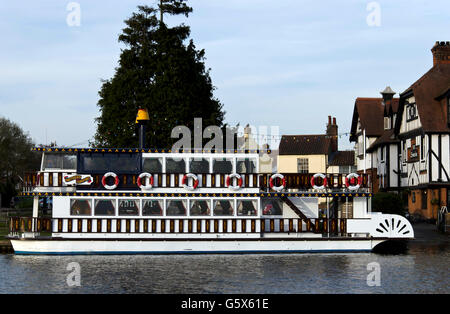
[182,173,199,191]
[345,173,362,191]
[310,173,328,190]
[137,172,154,190]
[226,173,243,190]
[269,173,286,192]
[102,172,119,190]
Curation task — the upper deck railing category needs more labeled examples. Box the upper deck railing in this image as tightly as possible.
[23,172,371,193]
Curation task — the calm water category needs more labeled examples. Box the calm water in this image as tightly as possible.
[0,225,448,294]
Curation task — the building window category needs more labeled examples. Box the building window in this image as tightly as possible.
[406,103,418,121]
[297,158,309,173]
[412,192,416,203]
[421,190,427,210]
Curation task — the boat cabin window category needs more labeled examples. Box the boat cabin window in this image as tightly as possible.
[142,157,163,173]
[213,200,234,216]
[236,158,257,174]
[261,198,283,216]
[142,199,163,216]
[43,153,77,170]
[166,158,186,173]
[70,199,92,216]
[94,199,116,216]
[118,199,139,216]
[166,200,187,216]
[237,200,258,216]
[189,200,211,216]
[80,153,140,174]
[212,158,233,174]
[189,158,210,173]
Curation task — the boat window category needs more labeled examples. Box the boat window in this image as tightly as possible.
[212,158,233,174]
[80,153,140,174]
[142,157,163,173]
[43,153,77,170]
[94,199,116,216]
[70,199,92,216]
[261,198,283,216]
[237,200,258,216]
[236,158,257,174]
[109,155,140,172]
[166,200,187,216]
[118,199,139,216]
[189,200,211,216]
[142,199,163,216]
[189,158,210,173]
[166,158,186,173]
[213,200,234,216]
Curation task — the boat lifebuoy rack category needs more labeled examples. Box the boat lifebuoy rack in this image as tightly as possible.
[182,173,199,191]
[310,173,328,190]
[102,172,119,190]
[269,173,286,192]
[345,173,362,191]
[137,172,154,190]
[226,173,243,190]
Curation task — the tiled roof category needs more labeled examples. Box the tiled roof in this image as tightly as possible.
[328,151,355,166]
[350,98,385,139]
[278,135,331,155]
[367,129,399,152]
[398,63,450,133]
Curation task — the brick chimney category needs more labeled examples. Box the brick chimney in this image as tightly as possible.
[326,116,338,153]
[431,41,450,66]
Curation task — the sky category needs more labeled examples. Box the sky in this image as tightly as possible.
[0,0,449,150]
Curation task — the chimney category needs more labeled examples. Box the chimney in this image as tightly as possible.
[326,116,338,153]
[380,86,396,103]
[431,41,450,66]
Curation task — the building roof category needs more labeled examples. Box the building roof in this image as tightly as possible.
[328,150,355,166]
[396,63,450,133]
[350,98,385,140]
[367,129,399,152]
[385,98,400,115]
[278,135,331,155]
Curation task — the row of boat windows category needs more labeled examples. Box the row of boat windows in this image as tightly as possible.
[69,198,283,217]
[43,153,257,174]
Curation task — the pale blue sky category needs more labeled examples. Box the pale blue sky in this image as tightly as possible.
[0,0,449,149]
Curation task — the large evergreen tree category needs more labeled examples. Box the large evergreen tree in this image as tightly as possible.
[93,0,225,148]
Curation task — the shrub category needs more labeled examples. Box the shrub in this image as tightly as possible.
[372,192,405,216]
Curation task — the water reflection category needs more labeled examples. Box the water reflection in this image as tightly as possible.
[0,241,448,294]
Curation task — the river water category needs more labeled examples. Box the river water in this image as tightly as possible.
[0,224,448,294]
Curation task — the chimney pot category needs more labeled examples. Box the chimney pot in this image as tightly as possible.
[333,117,336,125]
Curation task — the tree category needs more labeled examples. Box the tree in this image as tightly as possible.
[93,0,225,149]
[372,192,405,216]
[0,117,40,207]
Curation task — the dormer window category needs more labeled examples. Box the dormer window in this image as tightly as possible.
[406,102,418,122]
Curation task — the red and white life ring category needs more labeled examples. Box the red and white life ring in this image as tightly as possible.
[310,173,327,190]
[345,173,362,191]
[226,173,243,190]
[137,172,153,190]
[182,173,199,191]
[270,173,286,192]
[102,172,119,190]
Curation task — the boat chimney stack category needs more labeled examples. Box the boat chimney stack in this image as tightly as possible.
[136,108,150,149]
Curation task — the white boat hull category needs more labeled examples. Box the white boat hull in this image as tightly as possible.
[10,238,388,255]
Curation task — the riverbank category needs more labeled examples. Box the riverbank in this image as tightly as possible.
[0,240,12,254]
